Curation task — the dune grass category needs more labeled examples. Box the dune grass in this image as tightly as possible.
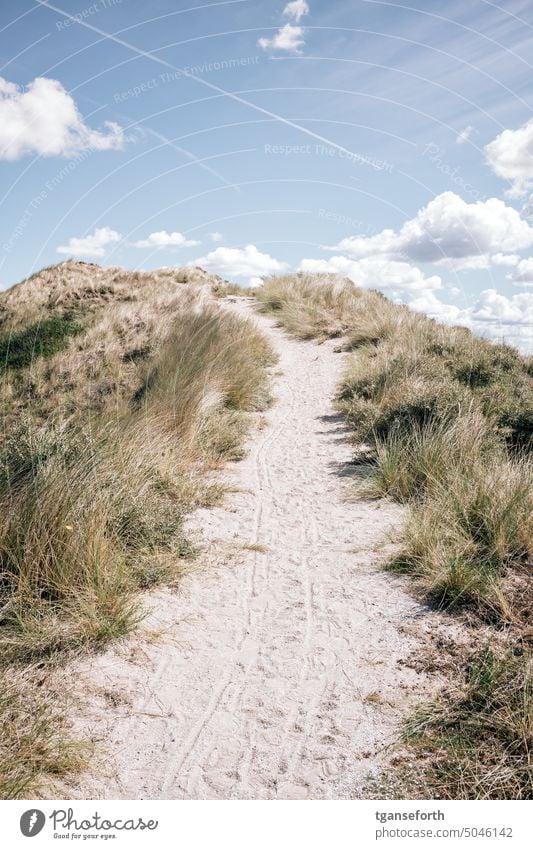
[259,273,533,617]
[404,648,533,799]
[0,316,83,373]
[258,272,533,798]
[0,263,273,797]
[256,272,392,342]
[0,668,87,799]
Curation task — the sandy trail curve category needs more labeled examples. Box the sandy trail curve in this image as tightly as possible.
[69,299,442,800]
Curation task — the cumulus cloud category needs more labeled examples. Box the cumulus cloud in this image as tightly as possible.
[259,0,309,52]
[258,23,305,52]
[283,0,309,22]
[466,290,533,350]
[298,255,442,296]
[329,192,533,264]
[0,76,124,160]
[469,291,512,322]
[407,290,462,323]
[57,227,121,257]
[456,125,474,145]
[513,257,533,285]
[485,119,533,197]
[209,231,223,242]
[189,244,289,285]
[133,230,199,249]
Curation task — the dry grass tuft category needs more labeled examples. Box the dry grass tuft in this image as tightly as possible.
[405,648,533,799]
[241,542,270,553]
[0,667,87,799]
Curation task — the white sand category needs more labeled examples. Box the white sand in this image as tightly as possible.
[68,299,448,800]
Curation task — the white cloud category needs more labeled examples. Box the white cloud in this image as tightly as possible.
[412,287,527,323]
[438,255,492,271]
[513,257,533,285]
[133,230,199,249]
[258,1,309,52]
[472,293,533,351]
[298,255,442,296]
[330,192,533,263]
[485,119,533,197]
[522,194,533,220]
[190,244,289,285]
[491,253,520,267]
[209,231,223,242]
[470,289,533,326]
[0,76,124,160]
[407,290,462,323]
[456,125,474,145]
[399,288,533,352]
[360,282,533,352]
[57,227,121,257]
[283,0,309,22]
[440,253,520,272]
[258,23,305,52]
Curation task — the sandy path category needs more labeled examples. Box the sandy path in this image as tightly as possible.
[69,299,440,800]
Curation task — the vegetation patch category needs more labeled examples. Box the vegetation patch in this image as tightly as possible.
[0,316,82,372]
[0,668,86,799]
[405,648,533,799]
[0,262,273,797]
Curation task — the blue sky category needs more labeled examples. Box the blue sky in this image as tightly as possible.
[1,0,533,349]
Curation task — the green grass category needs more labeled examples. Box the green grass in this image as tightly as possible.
[0,316,82,372]
[405,648,533,799]
[0,306,273,662]
[389,454,533,616]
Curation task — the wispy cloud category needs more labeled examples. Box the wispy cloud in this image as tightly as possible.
[456,125,474,144]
